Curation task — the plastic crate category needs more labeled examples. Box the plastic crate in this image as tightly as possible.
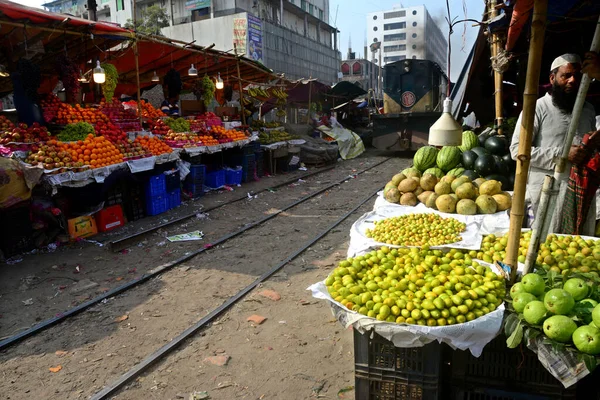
[123,183,145,221]
[242,142,260,155]
[166,189,181,210]
[183,181,204,198]
[242,162,257,183]
[165,172,181,192]
[450,335,578,400]
[95,205,125,232]
[205,170,225,189]
[354,329,444,400]
[146,174,166,197]
[188,164,206,182]
[146,195,167,216]
[67,215,98,239]
[225,168,243,185]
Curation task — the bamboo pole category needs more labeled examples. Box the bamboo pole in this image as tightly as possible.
[235,55,247,126]
[489,0,504,135]
[132,0,143,127]
[522,14,600,274]
[505,0,548,283]
[307,80,313,124]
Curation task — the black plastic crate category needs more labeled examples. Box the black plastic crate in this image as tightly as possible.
[450,335,579,400]
[165,172,181,192]
[183,181,204,198]
[354,329,444,400]
[242,161,257,183]
[123,183,145,222]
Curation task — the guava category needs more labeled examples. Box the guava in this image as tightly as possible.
[521,273,545,296]
[510,282,526,299]
[572,326,600,355]
[563,278,589,301]
[523,301,547,325]
[543,315,577,343]
[580,298,598,308]
[593,304,600,327]
[513,292,537,313]
[544,289,575,315]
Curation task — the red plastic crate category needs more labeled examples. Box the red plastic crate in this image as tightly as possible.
[95,205,125,232]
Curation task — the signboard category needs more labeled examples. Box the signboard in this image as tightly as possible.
[247,14,263,64]
[233,18,248,55]
[185,0,210,11]
[401,91,416,108]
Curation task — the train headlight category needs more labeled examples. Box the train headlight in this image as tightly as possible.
[403,60,411,72]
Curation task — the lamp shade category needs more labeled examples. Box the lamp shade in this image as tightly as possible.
[77,69,88,83]
[93,61,105,84]
[152,71,160,82]
[188,64,198,76]
[215,73,224,90]
[428,98,462,146]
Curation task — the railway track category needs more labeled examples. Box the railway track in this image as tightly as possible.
[0,155,407,399]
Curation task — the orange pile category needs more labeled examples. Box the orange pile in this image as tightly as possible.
[61,134,123,168]
[212,126,247,141]
[56,104,111,125]
[140,101,165,119]
[198,135,219,146]
[135,136,173,155]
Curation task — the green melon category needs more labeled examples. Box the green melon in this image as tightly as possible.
[436,146,462,172]
[413,146,439,172]
[424,167,444,179]
[459,130,478,152]
[447,167,465,177]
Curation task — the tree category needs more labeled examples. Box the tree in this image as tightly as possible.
[125,4,170,36]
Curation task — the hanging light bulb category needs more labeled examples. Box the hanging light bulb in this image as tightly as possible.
[188,64,198,76]
[428,97,462,146]
[77,69,88,83]
[152,71,160,82]
[0,64,9,78]
[93,60,105,84]
[215,72,224,90]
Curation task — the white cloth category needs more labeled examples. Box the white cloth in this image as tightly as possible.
[550,54,582,71]
[510,93,597,235]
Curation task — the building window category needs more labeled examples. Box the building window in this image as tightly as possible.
[341,63,350,75]
[384,33,406,42]
[384,10,405,19]
[373,38,378,42]
[309,4,313,14]
[412,10,417,15]
[384,22,406,30]
[373,26,378,31]
[373,15,377,20]
[319,9,323,20]
[412,22,417,27]
[116,0,124,11]
[301,0,306,11]
[412,55,417,59]
[412,44,417,49]
[385,55,406,63]
[353,62,362,75]
[412,33,417,38]
[384,44,406,52]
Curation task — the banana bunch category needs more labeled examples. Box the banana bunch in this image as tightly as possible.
[248,87,269,98]
[245,109,252,116]
[276,110,286,118]
[271,88,288,100]
[241,96,253,106]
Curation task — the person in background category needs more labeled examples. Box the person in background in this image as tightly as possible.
[510,53,598,235]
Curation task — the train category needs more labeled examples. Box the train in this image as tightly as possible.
[372,59,448,151]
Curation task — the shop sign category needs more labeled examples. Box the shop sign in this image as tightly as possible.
[185,0,210,11]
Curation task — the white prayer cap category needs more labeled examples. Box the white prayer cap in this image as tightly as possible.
[551,54,582,71]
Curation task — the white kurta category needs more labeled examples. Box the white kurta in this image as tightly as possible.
[510,93,597,235]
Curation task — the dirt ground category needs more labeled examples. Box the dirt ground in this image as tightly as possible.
[0,149,411,400]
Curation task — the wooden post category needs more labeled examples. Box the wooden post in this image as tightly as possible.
[490,0,504,135]
[505,0,548,282]
[133,0,143,127]
[306,80,312,124]
[235,54,247,126]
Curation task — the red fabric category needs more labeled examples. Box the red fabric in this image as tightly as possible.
[506,0,534,51]
[0,0,130,34]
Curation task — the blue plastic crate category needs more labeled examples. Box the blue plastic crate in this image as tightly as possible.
[242,161,257,183]
[188,164,206,182]
[205,170,226,189]
[146,195,167,216]
[225,168,243,185]
[146,174,166,197]
[166,189,181,210]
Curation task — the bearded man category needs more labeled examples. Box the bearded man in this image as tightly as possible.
[510,54,598,235]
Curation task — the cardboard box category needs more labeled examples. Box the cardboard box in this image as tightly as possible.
[180,100,206,117]
[68,215,98,239]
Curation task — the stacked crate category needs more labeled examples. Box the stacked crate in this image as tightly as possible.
[183,164,205,198]
[145,174,167,216]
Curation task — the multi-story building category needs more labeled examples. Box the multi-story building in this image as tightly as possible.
[366,5,447,70]
[340,47,378,93]
[43,0,341,84]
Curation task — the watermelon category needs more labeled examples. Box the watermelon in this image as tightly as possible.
[471,147,489,159]
[436,146,462,172]
[462,150,477,170]
[447,167,465,177]
[413,146,439,172]
[474,154,497,177]
[459,130,478,152]
[424,167,444,179]
[493,155,510,176]
[502,153,516,171]
[485,136,508,155]
[462,170,480,180]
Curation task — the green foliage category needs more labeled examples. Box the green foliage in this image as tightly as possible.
[201,75,215,107]
[124,5,170,36]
